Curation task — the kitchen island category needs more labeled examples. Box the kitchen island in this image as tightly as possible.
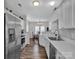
[39,34,75,59]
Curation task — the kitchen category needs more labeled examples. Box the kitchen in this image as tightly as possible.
[4,0,75,59]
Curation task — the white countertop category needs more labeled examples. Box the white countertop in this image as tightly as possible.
[46,37,75,59]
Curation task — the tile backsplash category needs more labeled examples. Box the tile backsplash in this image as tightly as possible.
[59,28,75,40]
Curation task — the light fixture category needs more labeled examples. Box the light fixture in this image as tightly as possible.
[37,22,43,25]
[49,1,55,6]
[18,3,22,7]
[33,1,40,7]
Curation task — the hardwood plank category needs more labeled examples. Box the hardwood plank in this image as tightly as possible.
[20,39,48,59]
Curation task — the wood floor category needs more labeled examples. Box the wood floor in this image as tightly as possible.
[20,39,48,59]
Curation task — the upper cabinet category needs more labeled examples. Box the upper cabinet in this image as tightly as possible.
[49,0,75,41]
[57,0,75,28]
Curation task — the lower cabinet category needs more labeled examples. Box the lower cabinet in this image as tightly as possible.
[49,43,56,59]
[56,51,66,59]
[49,43,66,59]
[39,36,50,59]
[39,37,66,59]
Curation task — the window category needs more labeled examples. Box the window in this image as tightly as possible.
[35,26,40,34]
[40,26,45,32]
[35,26,45,34]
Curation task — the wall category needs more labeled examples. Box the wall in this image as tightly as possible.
[59,28,75,40]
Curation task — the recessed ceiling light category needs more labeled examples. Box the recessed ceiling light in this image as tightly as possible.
[49,1,55,6]
[18,3,22,7]
[33,1,40,7]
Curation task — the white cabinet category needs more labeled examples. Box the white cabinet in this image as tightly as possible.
[39,36,74,59]
[56,51,65,59]
[39,35,50,59]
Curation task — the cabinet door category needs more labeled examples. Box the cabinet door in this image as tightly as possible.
[49,43,56,59]
[56,51,66,59]
[58,56,65,59]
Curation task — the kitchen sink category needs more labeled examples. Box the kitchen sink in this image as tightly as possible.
[48,37,64,41]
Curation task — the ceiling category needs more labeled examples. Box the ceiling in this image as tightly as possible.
[5,0,64,21]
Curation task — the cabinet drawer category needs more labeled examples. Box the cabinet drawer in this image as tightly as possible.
[50,55,56,59]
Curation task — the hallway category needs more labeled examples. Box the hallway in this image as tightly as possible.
[20,39,48,59]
